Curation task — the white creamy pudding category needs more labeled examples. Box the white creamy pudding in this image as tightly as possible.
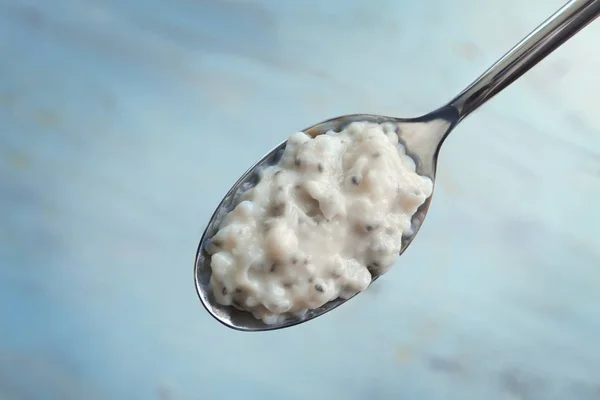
[206,122,433,324]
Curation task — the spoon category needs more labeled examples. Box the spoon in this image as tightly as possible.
[195,0,600,331]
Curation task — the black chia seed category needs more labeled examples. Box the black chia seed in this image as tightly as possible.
[270,263,278,273]
[222,287,228,295]
[295,158,302,167]
[315,284,324,293]
[318,163,324,173]
[351,176,360,185]
[368,261,381,271]
[273,203,286,216]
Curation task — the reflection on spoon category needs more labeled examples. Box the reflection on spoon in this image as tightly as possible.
[195,0,600,331]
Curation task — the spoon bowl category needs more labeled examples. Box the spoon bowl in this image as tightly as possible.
[194,107,458,332]
[195,0,600,331]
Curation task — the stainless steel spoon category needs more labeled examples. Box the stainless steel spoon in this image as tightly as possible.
[195,0,600,331]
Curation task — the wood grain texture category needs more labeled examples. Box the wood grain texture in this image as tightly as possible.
[1,0,599,398]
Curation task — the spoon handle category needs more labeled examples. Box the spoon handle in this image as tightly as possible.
[449,0,600,121]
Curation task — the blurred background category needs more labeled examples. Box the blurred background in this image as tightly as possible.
[1,0,600,399]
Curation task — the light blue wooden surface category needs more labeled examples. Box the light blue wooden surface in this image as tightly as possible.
[1,0,600,399]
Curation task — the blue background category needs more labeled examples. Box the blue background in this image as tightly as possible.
[1,0,600,398]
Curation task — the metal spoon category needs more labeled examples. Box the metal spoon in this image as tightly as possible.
[195,0,600,331]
